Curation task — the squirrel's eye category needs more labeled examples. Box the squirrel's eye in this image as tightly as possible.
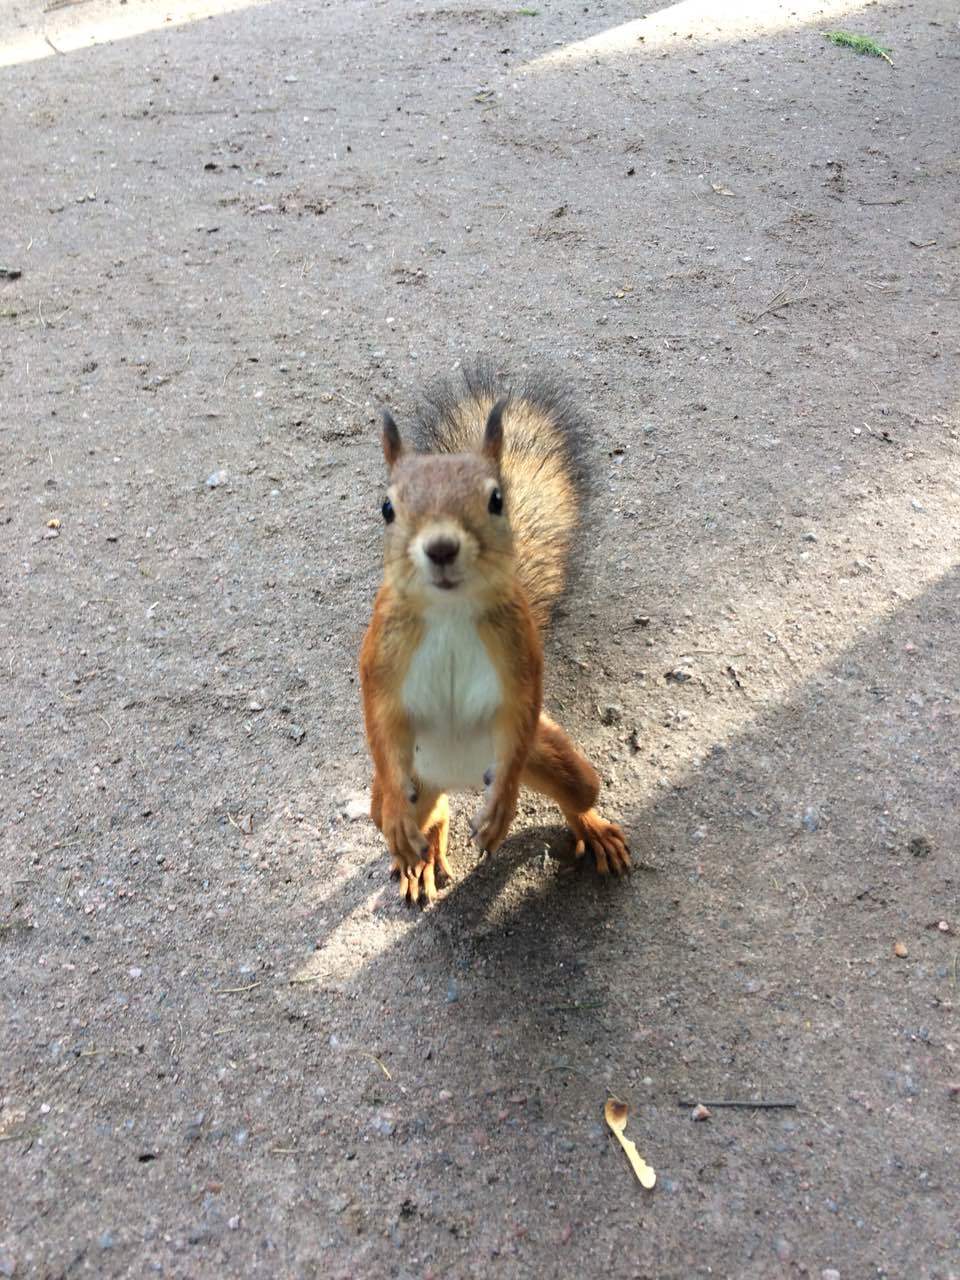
[382,499,395,524]
[488,487,503,516]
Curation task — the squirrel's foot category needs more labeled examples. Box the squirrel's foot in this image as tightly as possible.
[469,789,517,856]
[389,841,452,908]
[568,809,631,877]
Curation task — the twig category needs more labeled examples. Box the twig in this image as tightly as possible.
[213,982,260,995]
[678,1099,797,1109]
[271,1146,298,1155]
[288,973,322,985]
[858,197,905,206]
[752,279,807,325]
[43,34,64,55]
[40,837,83,856]
[0,1129,42,1142]
[539,1063,593,1083]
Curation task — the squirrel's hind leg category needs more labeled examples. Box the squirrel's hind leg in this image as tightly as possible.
[418,791,451,904]
[522,715,631,877]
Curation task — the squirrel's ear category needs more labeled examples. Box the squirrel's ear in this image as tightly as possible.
[381,410,404,468]
[482,397,507,465]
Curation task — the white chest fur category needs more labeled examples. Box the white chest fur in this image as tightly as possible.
[402,604,502,792]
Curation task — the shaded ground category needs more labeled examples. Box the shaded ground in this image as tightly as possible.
[2,0,959,1275]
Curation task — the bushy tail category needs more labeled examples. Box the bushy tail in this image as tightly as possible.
[415,362,586,630]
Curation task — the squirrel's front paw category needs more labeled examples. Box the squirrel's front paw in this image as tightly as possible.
[382,805,429,875]
[469,788,517,855]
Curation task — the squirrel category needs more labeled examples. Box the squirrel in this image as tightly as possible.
[359,363,631,904]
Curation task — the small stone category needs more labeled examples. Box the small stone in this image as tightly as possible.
[633,614,651,627]
[438,1089,452,1102]
[128,967,142,978]
[98,1233,114,1251]
[287,724,306,744]
[802,531,818,542]
[664,666,692,684]
[46,518,61,529]
[822,1270,841,1280]
[893,941,908,958]
[910,499,925,512]
[446,979,460,1003]
[205,468,228,489]
[600,705,623,726]
[801,806,820,833]
[774,1238,793,1262]
[691,1103,711,1121]
[0,1256,15,1278]
[228,1216,240,1231]
[248,701,264,712]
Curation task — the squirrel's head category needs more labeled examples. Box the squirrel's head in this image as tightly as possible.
[377,399,514,603]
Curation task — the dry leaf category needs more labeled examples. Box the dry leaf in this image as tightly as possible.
[604,1098,656,1189]
[711,182,735,197]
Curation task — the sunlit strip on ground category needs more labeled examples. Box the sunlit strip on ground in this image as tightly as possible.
[524,0,872,70]
[0,0,270,69]
[630,471,960,806]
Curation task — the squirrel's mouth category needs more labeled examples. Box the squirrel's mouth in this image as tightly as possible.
[431,576,459,592]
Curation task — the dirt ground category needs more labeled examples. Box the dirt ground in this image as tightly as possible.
[2,0,959,1275]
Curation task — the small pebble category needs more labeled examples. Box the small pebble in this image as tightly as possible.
[801,806,820,833]
[893,941,908,958]
[128,966,142,978]
[205,469,228,489]
[822,1270,841,1280]
[228,1216,240,1231]
[691,1103,711,1121]
[802,531,818,543]
[600,705,623,726]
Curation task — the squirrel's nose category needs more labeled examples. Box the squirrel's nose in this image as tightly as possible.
[425,537,460,567]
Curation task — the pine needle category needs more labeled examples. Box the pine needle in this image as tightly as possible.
[823,31,894,67]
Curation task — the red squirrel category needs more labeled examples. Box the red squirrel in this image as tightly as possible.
[359,365,630,904]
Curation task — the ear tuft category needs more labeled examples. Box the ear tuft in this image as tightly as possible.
[482,397,507,464]
[381,409,404,468]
